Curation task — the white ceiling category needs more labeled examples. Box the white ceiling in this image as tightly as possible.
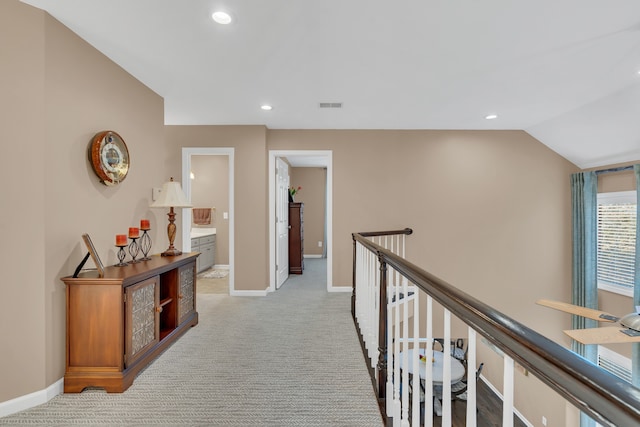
[22,0,640,168]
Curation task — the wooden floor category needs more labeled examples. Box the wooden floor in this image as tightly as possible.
[406,379,528,427]
[435,379,527,427]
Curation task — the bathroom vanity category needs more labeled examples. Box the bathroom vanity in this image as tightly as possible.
[190,228,216,273]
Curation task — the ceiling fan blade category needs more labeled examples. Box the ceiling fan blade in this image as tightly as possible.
[536,299,619,322]
[564,327,640,345]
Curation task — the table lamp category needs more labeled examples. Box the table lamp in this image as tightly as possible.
[150,177,192,256]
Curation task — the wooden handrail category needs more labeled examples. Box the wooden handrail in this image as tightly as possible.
[356,228,413,238]
[352,231,640,427]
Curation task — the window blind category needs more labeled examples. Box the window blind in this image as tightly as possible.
[597,346,632,384]
[597,192,636,292]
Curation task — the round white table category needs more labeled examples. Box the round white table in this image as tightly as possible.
[397,349,465,384]
[397,349,466,416]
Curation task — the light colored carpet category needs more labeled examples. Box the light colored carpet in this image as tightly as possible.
[197,274,229,294]
[1,259,383,426]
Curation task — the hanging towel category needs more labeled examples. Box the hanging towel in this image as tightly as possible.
[193,208,212,225]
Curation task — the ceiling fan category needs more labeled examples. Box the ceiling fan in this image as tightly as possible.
[536,299,640,344]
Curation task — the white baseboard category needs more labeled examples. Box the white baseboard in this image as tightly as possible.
[213,264,229,270]
[328,285,351,293]
[229,289,268,297]
[303,254,323,259]
[479,375,533,427]
[0,377,63,418]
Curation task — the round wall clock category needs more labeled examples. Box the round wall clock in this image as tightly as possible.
[89,130,130,186]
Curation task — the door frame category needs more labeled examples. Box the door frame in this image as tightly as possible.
[268,150,333,292]
[181,147,235,294]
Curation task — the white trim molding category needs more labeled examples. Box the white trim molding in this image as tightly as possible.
[0,378,63,418]
[328,285,352,293]
[479,375,533,427]
[230,289,269,297]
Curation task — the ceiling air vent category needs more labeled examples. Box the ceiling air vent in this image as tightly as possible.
[319,102,343,109]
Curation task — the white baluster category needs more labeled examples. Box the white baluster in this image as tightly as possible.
[411,277,421,424]
[466,328,477,427]
[391,268,399,421]
[503,356,514,427]
[425,296,433,427]
[373,255,379,368]
[361,246,367,355]
[442,309,452,426]
[369,250,376,362]
[401,272,410,426]
[386,272,394,414]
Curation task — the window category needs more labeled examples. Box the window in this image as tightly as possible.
[597,345,632,383]
[595,346,632,427]
[597,191,637,297]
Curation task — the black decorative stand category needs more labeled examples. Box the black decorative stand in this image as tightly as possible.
[128,238,140,263]
[115,245,128,267]
[140,229,152,261]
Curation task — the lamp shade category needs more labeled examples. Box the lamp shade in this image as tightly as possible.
[150,179,192,208]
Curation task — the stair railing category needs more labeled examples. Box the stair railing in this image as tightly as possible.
[352,228,640,427]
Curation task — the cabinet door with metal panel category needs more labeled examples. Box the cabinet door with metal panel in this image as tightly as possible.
[124,276,160,368]
[177,263,196,324]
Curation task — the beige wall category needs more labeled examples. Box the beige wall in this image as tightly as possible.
[596,164,636,193]
[289,167,326,256]
[165,126,268,291]
[191,155,230,264]
[1,0,47,403]
[1,1,167,403]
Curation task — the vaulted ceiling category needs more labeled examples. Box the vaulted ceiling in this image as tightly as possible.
[22,0,640,168]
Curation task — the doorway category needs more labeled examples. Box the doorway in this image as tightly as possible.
[275,157,290,289]
[268,150,333,292]
[181,147,235,294]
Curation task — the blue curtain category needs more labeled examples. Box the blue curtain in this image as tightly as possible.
[633,165,640,387]
[571,171,598,427]
[571,171,598,360]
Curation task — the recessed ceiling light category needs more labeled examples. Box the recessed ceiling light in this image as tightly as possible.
[485,114,498,120]
[261,105,273,111]
[212,11,232,25]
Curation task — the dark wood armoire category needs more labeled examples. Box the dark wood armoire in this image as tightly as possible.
[289,202,304,274]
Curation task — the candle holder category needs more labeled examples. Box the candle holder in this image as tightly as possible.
[115,245,128,267]
[128,237,140,263]
[140,229,152,261]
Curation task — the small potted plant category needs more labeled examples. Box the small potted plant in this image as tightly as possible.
[289,185,301,202]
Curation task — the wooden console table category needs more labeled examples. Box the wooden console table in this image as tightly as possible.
[61,253,199,393]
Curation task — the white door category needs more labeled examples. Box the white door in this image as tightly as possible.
[276,158,289,288]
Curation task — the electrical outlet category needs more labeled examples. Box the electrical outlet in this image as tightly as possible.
[318,241,323,247]
[152,187,162,201]
[515,362,529,376]
[542,416,547,426]
[223,212,228,219]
